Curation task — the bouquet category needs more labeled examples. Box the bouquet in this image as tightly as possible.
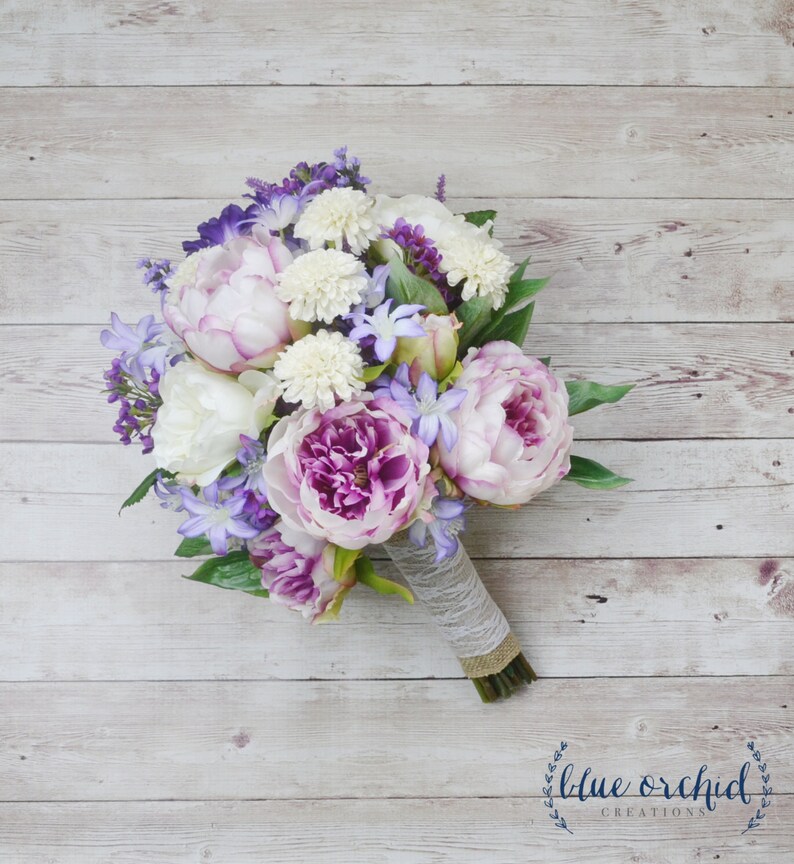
[101,149,632,702]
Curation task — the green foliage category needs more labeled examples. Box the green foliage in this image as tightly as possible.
[333,546,361,582]
[385,254,448,314]
[174,536,213,558]
[565,381,634,416]
[463,210,497,234]
[120,469,173,513]
[183,551,269,598]
[355,557,414,604]
[564,455,632,490]
[360,363,387,383]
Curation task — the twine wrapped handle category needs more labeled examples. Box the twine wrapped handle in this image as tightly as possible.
[383,534,537,702]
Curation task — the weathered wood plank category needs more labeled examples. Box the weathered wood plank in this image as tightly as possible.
[2,324,791,442]
[3,198,793,325]
[2,0,794,87]
[2,558,792,681]
[2,87,793,199]
[1,798,792,863]
[1,440,792,561]
[1,678,791,800]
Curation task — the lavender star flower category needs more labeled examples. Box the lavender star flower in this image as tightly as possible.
[409,495,466,562]
[177,483,260,556]
[153,473,184,512]
[100,313,169,380]
[246,191,301,232]
[347,300,426,363]
[387,366,467,449]
[235,434,268,495]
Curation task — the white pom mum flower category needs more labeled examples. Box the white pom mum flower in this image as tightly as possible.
[273,330,365,412]
[439,234,513,309]
[294,187,378,254]
[275,249,369,324]
[168,248,212,291]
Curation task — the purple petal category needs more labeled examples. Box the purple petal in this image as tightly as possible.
[393,319,427,338]
[416,414,440,446]
[415,372,438,403]
[434,498,465,520]
[438,413,458,450]
[436,387,467,412]
[178,515,212,537]
[374,336,397,362]
[408,519,428,548]
[392,303,425,320]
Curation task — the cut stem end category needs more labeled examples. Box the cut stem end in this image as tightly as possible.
[471,652,537,703]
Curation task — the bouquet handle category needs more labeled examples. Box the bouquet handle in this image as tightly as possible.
[383,534,536,702]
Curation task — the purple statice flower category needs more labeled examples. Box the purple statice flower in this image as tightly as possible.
[177,482,260,556]
[435,173,447,203]
[182,203,258,255]
[100,312,168,379]
[103,358,161,453]
[409,495,466,562]
[386,365,467,449]
[332,145,371,189]
[137,257,172,294]
[347,300,426,363]
[384,218,445,286]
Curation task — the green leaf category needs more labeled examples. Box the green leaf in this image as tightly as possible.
[355,557,413,604]
[175,536,213,558]
[539,356,551,367]
[360,363,387,383]
[565,380,635,416]
[463,209,497,233]
[385,254,447,314]
[183,551,269,598]
[333,546,361,582]
[120,468,173,513]
[564,455,632,490]
[502,276,549,314]
[478,301,535,348]
[456,295,493,353]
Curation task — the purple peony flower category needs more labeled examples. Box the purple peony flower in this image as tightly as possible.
[347,299,426,363]
[182,203,258,255]
[177,482,260,556]
[249,522,353,622]
[437,341,573,506]
[408,494,466,562]
[263,397,433,550]
[385,365,467,450]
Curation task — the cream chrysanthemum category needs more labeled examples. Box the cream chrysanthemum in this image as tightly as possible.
[273,330,365,412]
[275,249,369,324]
[293,187,378,254]
[168,248,212,291]
[439,234,513,309]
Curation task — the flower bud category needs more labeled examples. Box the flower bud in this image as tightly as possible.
[393,313,461,383]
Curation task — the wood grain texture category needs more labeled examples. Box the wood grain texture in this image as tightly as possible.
[2,439,792,561]
[1,799,792,864]
[2,558,792,681]
[3,0,794,87]
[3,324,791,442]
[3,198,793,325]
[2,86,793,199]
[1,678,791,801]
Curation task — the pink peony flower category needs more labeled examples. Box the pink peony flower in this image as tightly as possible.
[249,522,351,622]
[263,397,432,549]
[438,341,573,506]
[163,227,309,373]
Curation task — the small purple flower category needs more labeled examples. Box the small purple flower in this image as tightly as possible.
[347,300,426,363]
[182,203,258,255]
[177,483,260,556]
[153,473,184,512]
[235,434,268,495]
[435,173,447,203]
[100,312,168,379]
[137,257,172,294]
[102,359,161,452]
[384,218,445,285]
[245,191,301,232]
[387,365,467,449]
[409,495,466,562]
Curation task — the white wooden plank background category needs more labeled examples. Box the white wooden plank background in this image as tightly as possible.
[1,2,793,861]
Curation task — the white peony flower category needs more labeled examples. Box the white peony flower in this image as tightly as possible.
[153,360,281,486]
[293,187,378,254]
[439,233,513,309]
[273,330,365,412]
[275,248,369,324]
